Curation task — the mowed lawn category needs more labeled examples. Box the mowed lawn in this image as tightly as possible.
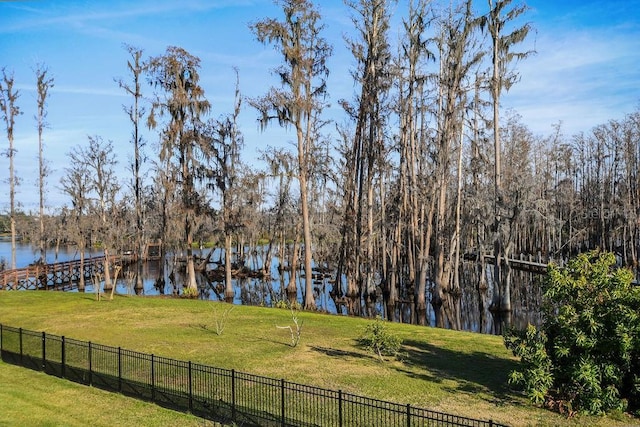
[0,361,219,426]
[0,291,636,426]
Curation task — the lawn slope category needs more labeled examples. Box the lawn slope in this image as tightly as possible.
[0,292,635,426]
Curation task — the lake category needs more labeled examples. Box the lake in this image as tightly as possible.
[0,240,337,311]
[1,240,540,334]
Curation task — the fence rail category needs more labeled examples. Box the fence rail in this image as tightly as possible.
[0,324,507,426]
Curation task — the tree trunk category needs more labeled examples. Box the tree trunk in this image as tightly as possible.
[224,233,234,303]
[287,226,300,305]
[432,175,448,328]
[103,249,113,291]
[298,127,316,310]
[78,244,85,291]
[185,249,197,293]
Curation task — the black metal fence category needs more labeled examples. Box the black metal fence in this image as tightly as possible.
[0,324,507,426]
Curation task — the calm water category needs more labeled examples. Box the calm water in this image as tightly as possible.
[0,240,338,311]
[0,240,96,266]
[1,240,539,334]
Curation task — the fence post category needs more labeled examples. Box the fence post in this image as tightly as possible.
[188,361,193,413]
[280,378,285,427]
[118,347,122,392]
[88,341,93,386]
[42,331,46,371]
[338,390,343,427]
[151,354,155,402]
[231,369,236,422]
[61,336,66,379]
[406,403,411,427]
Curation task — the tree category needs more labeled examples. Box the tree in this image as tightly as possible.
[504,251,640,415]
[250,0,332,310]
[261,146,298,300]
[483,0,533,314]
[208,69,245,303]
[430,0,484,329]
[60,147,92,290]
[34,64,54,264]
[146,46,212,294]
[117,45,146,292]
[0,68,22,270]
[83,136,120,291]
[336,0,393,317]
[394,0,433,325]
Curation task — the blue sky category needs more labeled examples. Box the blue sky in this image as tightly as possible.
[1,0,639,212]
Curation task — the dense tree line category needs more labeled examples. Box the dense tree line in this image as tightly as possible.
[2,0,638,330]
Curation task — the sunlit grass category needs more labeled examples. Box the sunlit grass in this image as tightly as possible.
[0,291,637,426]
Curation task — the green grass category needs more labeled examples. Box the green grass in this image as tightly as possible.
[0,360,219,426]
[0,291,637,426]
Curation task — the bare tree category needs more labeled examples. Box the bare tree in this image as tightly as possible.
[60,148,92,290]
[619,111,640,270]
[430,0,484,329]
[117,45,147,291]
[34,64,54,264]
[395,0,433,324]
[250,0,332,310]
[336,0,393,317]
[83,136,120,291]
[0,68,22,270]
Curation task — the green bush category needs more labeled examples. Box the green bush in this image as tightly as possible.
[181,286,199,298]
[504,324,553,406]
[274,299,301,310]
[359,317,402,361]
[504,250,640,415]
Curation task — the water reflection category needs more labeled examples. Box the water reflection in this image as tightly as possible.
[1,241,543,334]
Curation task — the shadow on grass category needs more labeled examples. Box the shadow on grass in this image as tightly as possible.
[309,345,372,361]
[399,339,523,406]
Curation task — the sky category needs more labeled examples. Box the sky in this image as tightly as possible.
[1,0,639,213]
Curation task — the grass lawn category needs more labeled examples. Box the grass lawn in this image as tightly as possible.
[0,291,637,426]
[0,359,220,426]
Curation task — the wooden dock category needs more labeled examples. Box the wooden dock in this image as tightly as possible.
[0,256,123,291]
[466,252,638,285]
[480,254,549,274]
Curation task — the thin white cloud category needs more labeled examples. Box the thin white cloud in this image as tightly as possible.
[1,0,259,34]
[16,83,126,98]
[503,22,640,135]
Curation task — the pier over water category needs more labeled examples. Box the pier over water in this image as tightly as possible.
[0,256,125,290]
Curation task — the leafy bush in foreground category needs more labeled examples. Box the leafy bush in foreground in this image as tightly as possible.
[505,251,640,416]
[359,317,402,361]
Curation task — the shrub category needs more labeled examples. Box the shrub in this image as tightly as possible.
[504,250,640,415]
[182,286,198,298]
[275,299,301,310]
[503,324,553,406]
[359,317,402,361]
